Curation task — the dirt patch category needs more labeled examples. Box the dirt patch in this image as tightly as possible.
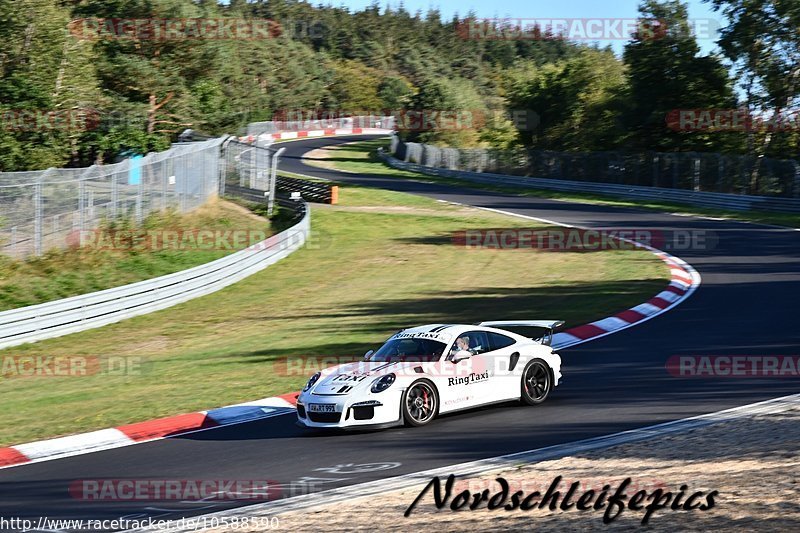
[302,148,342,171]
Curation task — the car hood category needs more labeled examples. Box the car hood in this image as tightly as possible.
[310,360,412,395]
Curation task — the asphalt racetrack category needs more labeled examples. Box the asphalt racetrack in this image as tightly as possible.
[1,135,798,530]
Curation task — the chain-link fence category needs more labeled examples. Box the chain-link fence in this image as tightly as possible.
[0,138,225,259]
[394,139,800,198]
[246,115,394,136]
[219,138,284,215]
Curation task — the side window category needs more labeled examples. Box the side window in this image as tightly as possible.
[466,331,490,354]
[488,332,516,351]
[452,331,490,355]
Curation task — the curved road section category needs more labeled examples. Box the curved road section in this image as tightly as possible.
[0,135,798,530]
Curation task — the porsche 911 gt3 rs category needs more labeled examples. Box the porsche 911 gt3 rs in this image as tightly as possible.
[296,320,564,429]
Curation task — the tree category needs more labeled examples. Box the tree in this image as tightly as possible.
[622,0,736,152]
[325,60,383,111]
[505,48,630,151]
[707,0,800,167]
[378,76,413,109]
[0,0,104,170]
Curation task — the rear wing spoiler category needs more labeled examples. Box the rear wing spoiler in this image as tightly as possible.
[478,320,565,346]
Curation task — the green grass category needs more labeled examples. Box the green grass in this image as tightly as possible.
[307,139,800,229]
[0,199,273,312]
[0,177,668,446]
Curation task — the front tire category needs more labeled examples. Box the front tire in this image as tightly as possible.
[402,380,439,427]
[521,359,552,405]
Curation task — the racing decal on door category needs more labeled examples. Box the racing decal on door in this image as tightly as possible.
[447,370,489,386]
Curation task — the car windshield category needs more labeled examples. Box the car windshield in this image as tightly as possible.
[368,337,447,363]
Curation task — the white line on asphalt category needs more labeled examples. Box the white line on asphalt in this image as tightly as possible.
[127,392,800,532]
[467,205,702,350]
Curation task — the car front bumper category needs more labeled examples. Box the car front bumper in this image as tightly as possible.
[296,391,403,429]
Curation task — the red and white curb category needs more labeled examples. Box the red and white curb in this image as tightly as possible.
[0,149,700,471]
[469,206,701,351]
[239,127,392,144]
[553,251,699,349]
[0,392,300,469]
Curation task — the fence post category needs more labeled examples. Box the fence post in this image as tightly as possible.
[652,154,659,187]
[219,136,233,197]
[161,159,168,208]
[793,161,800,198]
[88,190,95,223]
[180,152,188,212]
[34,174,44,256]
[693,158,701,192]
[269,147,285,216]
[250,146,257,189]
[111,169,118,219]
[135,156,147,223]
[78,178,86,231]
[672,155,679,189]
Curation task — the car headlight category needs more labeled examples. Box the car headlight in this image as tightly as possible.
[303,372,321,392]
[371,373,396,393]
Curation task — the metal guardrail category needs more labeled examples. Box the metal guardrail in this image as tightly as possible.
[276,175,336,204]
[379,150,800,214]
[0,200,310,350]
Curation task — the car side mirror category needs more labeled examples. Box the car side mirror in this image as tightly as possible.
[451,350,472,363]
[363,349,374,361]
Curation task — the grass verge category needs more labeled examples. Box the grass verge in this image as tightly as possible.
[0,178,667,445]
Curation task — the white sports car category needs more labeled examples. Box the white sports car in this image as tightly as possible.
[296,320,564,429]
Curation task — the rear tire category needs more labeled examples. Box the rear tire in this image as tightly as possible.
[520,359,552,405]
[402,380,439,427]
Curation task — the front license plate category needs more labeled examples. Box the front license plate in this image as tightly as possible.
[308,403,336,413]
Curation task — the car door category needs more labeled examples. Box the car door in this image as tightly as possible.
[484,331,523,401]
[433,331,487,411]
[452,330,495,405]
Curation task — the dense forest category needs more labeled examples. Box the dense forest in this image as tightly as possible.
[0,0,797,171]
